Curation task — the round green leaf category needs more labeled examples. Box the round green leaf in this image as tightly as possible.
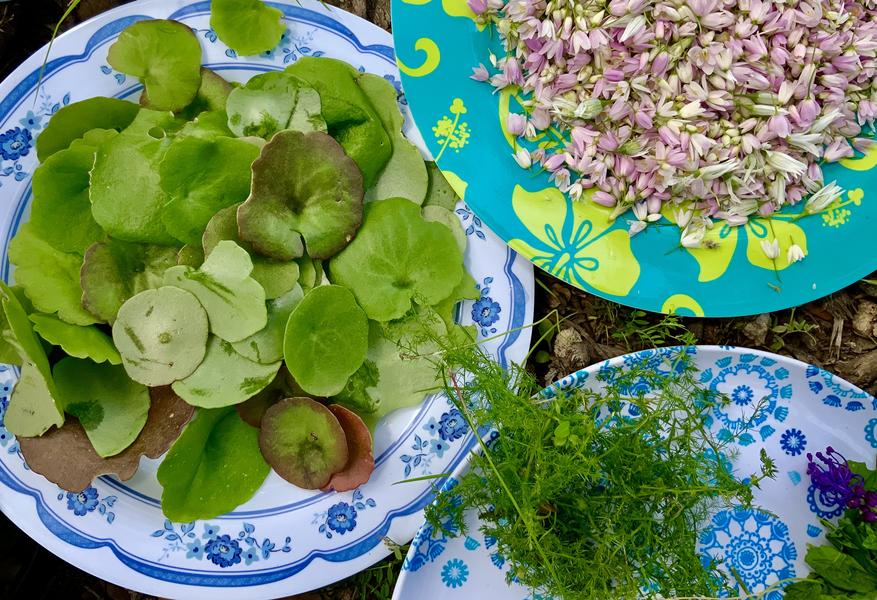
[172,336,281,408]
[90,109,181,245]
[157,407,269,522]
[259,397,349,489]
[422,161,460,211]
[285,57,391,188]
[232,284,303,363]
[163,240,267,342]
[422,205,467,254]
[80,240,179,324]
[175,68,233,120]
[202,203,299,299]
[226,71,325,139]
[31,132,111,255]
[329,198,464,321]
[29,314,121,365]
[0,281,65,436]
[210,0,285,57]
[35,97,139,161]
[53,358,150,458]
[284,285,368,396]
[159,135,260,246]
[8,223,97,326]
[358,73,428,204]
[112,286,209,386]
[107,20,202,112]
[237,130,364,260]
[177,109,234,139]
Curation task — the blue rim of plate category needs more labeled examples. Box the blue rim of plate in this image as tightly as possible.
[390,0,877,317]
[0,0,533,592]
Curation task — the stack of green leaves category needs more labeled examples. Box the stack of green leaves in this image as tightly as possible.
[1,19,475,521]
[427,346,776,599]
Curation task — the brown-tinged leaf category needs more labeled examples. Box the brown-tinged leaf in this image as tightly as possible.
[322,404,374,492]
[19,386,194,492]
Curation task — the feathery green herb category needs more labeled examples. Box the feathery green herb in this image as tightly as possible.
[428,345,776,599]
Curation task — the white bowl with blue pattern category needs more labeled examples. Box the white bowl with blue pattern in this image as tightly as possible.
[0,1,535,597]
[394,346,877,599]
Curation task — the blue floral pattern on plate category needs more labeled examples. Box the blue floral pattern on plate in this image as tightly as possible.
[395,346,877,599]
[152,520,292,565]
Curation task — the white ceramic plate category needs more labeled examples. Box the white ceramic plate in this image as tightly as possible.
[394,346,877,599]
[0,1,534,597]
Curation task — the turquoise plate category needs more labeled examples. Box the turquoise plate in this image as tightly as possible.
[390,1,877,317]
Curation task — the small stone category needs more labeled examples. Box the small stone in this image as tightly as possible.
[742,313,770,346]
[852,300,877,338]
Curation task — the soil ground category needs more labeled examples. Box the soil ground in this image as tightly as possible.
[2,1,877,598]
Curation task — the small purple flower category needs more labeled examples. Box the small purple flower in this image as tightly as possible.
[66,487,100,516]
[807,446,874,520]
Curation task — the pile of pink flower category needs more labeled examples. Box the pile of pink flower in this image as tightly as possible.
[469,0,877,250]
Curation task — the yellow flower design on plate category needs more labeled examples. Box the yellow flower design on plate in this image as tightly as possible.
[822,188,863,228]
[396,38,441,78]
[433,99,470,160]
[508,186,640,296]
[683,217,808,282]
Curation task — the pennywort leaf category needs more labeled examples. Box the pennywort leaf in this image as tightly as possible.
[53,358,150,458]
[107,19,202,112]
[29,313,121,365]
[157,407,270,522]
[210,0,285,57]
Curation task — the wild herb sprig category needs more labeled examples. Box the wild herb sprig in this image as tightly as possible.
[427,345,776,599]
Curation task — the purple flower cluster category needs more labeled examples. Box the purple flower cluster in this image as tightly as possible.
[807,446,877,522]
[470,0,877,246]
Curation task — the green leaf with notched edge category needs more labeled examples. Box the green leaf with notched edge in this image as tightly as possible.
[0,281,64,436]
[284,285,368,397]
[53,358,150,457]
[175,68,234,120]
[163,240,267,343]
[30,131,113,255]
[8,223,97,326]
[210,0,285,57]
[237,130,364,260]
[423,162,459,211]
[226,71,325,139]
[107,20,201,112]
[35,97,139,161]
[80,240,178,324]
[90,109,181,245]
[158,406,269,522]
[422,205,467,254]
[329,198,464,321]
[232,284,303,364]
[347,318,443,430]
[202,203,299,299]
[358,73,428,204]
[159,135,260,246]
[172,336,281,408]
[285,57,392,188]
[112,286,209,386]
[177,110,234,139]
[29,314,121,365]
